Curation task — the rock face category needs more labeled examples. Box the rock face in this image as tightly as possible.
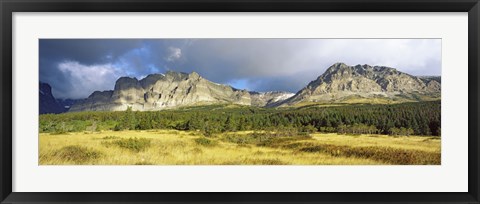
[40,82,65,114]
[282,62,441,105]
[250,91,295,107]
[68,91,116,112]
[70,71,254,112]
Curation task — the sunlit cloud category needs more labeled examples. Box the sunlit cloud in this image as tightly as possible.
[56,61,125,99]
[166,47,182,62]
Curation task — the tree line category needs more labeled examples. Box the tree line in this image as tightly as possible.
[39,101,441,136]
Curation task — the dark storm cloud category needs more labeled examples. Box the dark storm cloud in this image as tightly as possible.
[40,39,441,99]
[40,39,143,64]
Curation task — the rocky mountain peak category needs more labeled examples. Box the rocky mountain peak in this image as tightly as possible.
[139,74,165,90]
[70,70,254,112]
[321,63,401,82]
[327,62,349,70]
[114,77,142,93]
[165,70,189,81]
[283,62,441,105]
[115,76,139,85]
[39,82,53,96]
[187,71,202,80]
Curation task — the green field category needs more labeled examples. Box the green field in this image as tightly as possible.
[39,130,441,165]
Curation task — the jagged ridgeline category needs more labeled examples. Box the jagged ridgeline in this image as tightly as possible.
[68,71,294,112]
[65,62,440,112]
[281,62,441,106]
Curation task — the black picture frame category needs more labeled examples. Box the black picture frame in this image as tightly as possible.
[1,0,479,203]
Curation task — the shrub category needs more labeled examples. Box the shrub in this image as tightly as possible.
[135,161,153,165]
[257,159,286,165]
[224,134,256,145]
[102,136,119,140]
[245,158,286,165]
[282,142,308,149]
[222,132,311,147]
[252,132,311,147]
[50,130,68,135]
[299,146,323,153]
[189,147,203,154]
[299,144,440,164]
[220,158,286,165]
[389,127,415,136]
[103,137,152,152]
[113,124,123,131]
[52,145,102,164]
[194,137,218,146]
[201,128,215,137]
[299,124,317,134]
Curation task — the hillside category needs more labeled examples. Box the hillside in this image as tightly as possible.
[281,63,441,106]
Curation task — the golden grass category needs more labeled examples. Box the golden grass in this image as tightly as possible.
[310,133,441,153]
[39,130,440,165]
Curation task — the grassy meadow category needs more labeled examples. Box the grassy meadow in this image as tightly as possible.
[39,129,441,165]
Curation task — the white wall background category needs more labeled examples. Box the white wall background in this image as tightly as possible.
[12,12,468,192]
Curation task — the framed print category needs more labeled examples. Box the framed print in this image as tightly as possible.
[1,0,479,203]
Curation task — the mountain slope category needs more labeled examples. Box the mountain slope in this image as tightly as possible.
[282,62,441,105]
[69,71,256,112]
[250,91,295,107]
[56,98,82,110]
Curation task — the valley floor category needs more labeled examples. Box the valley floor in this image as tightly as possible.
[39,130,441,165]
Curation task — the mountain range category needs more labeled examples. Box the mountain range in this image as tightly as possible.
[40,62,441,113]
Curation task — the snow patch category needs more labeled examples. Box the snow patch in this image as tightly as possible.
[271,93,295,102]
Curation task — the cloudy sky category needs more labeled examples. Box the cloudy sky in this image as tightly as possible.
[40,39,441,99]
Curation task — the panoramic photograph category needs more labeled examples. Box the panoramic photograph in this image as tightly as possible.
[39,39,441,165]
